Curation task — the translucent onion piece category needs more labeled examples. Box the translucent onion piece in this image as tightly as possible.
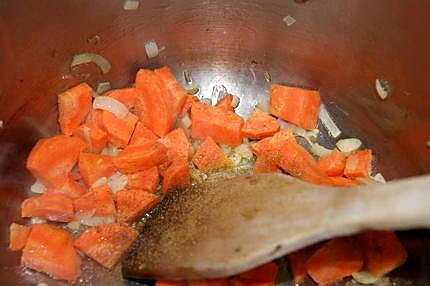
[372,173,387,184]
[310,143,332,158]
[30,217,47,225]
[231,94,240,108]
[234,144,254,161]
[93,96,128,118]
[177,114,192,130]
[375,78,391,100]
[81,216,115,226]
[123,0,139,10]
[66,221,81,231]
[336,138,362,153]
[283,15,297,26]
[91,177,108,189]
[96,81,112,94]
[107,172,128,194]
[101,145,120,156]
[256,99,270,113]
[71,52,111,74]
[319,104,341,138]
[352,271,379,284]
[30,180,46,194]
[211,85,228,106]
[144,40,159,58]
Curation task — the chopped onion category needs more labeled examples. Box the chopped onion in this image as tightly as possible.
[220,144,233,156]
[30,217,47,225]
[66,221,81,231]
[144,40,160,58]
[176,114,192,130]
[37,282,49,286]
[264,71,271,83]
[229,153,242,167]
[93,96,128,118]
[81,216,115,226]
[249,67,257,83]
[186,86,200,95]
[101,145,120,156]
[283,15,297,26]
[257,99,270,113]
[231,94,240,108]
[91,177,108,189]
[96,81,112,94]
[372,173,387,184]
[319,104,341,138]
[71,52,111,74]
[352,271,379,284]
[108,172,128,194]
[234,144,254,161]
[30,180,46,194]
[310,143,332,158]
[375,78,391,100]
[336,138,362,153]
[211,85,228,106]
[123,0,139,10]
[183,70,193,85]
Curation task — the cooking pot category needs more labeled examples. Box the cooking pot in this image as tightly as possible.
[1,0,430,285]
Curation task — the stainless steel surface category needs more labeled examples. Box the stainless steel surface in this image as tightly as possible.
[0,0,429,285]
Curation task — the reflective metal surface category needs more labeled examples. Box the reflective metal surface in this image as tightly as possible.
[0,0,429,285]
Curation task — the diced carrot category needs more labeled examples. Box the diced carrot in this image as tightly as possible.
[74,224,137,269]
[135,69,172,136]
[155,66,188,121]
[188,278,229,286]
[253,156,281,174]
[242,108,280,139]
[9,223,30,251]
[250,128,295,157]
[130,121,158,146]
[113,141,168,173]
[73,185,116,217]
[73,121,108,153]
[26,135,85,188]
[191,102,244,146]
[192,137,231,171]
[116,189,159,224]
[229,278,273,286]
[156,281,186,286]
[127,167,160,193]
[270,84,320,130]
[89,109,104,129]
[159,128,190,162]
[181,95,198,115]
[78,153,116,186]
[158,128,190,175]
[135,68,187,137]
[357,231,407,277]
[239,262,279,282]
[22,224,81,281]
[58,83,93,135]
[317,150,347,177]
[101,110,138,147]
[344,150,373,179]
[46,177,86,199]
[277,139,334,186]
[105,88,143,109]
[306,238,363,285]
[162,160,190,194]
[287,248,314,283]
[216,95,234,112]
[21,193,74,222]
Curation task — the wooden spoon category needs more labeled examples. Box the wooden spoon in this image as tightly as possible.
[123,173,430,280]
